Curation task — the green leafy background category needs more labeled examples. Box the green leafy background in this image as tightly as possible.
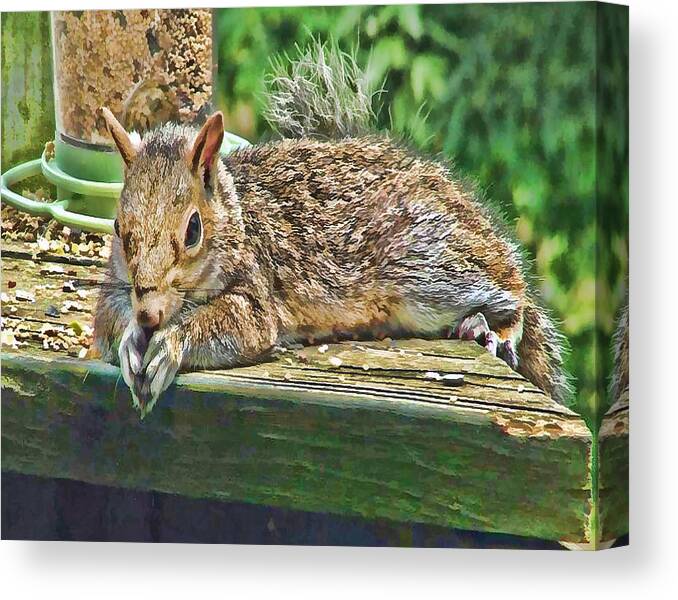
[214,3,628,422]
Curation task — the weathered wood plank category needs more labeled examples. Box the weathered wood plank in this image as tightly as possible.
[1,351,595,543]
[598,394,629,542]
[274,342,560,412]
[2,255,100,325]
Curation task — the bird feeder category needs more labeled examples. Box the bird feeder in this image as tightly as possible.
[1,9,248,233]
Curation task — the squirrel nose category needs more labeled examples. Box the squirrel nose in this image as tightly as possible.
[137,309,164,333]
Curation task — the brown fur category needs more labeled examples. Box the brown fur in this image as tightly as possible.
[95,124,571,410]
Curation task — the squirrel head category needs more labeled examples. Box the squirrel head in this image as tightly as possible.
[101,108,243,335]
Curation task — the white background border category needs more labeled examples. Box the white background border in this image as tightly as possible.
[1,0,676,597]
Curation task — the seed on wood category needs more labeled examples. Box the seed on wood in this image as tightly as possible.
[441,374,465,387]
[61,300,86,313]
[328,356,343,367]
[40,265,65,276]
[39,323,63,336]
[15,290,36,302]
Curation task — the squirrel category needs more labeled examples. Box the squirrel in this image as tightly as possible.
[94,44,571,415]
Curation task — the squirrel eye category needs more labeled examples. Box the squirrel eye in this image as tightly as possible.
[184,211,202,249]
[113,218,120,237]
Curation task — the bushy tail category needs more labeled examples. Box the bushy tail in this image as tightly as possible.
[518,299,572,405]
[264,40,376,139]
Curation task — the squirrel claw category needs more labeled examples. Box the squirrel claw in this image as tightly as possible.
[484,331,499,356]
[145,348,179,401]
[498,339,519,370]
[118,321,147,391]
[130,327,184,416]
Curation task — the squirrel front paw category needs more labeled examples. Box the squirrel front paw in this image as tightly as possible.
[118,320,148,393]
[134,326,185,417]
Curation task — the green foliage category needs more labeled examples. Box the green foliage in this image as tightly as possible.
[215,3,628,419]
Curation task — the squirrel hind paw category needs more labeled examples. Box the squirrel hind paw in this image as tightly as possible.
[453,312,490,342]
[454,313,520,372]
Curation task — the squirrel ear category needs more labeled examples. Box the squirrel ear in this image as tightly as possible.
[188,112,224,185]
[100,107,137,167]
